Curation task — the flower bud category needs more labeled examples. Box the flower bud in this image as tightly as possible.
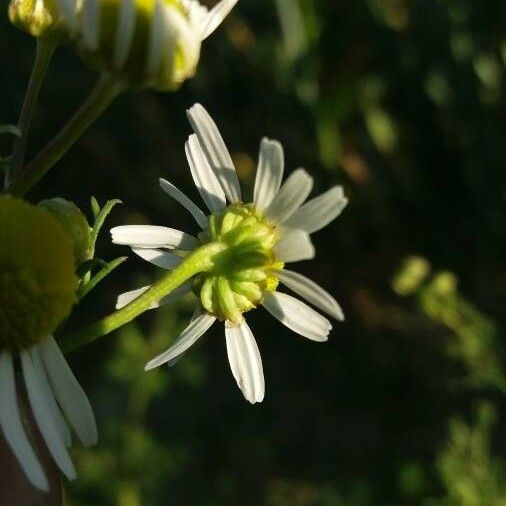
[53,0,238,90]
[0,197,77,351]
[38,197,91,265]
[194,205,282,324]
[9,0,66,39]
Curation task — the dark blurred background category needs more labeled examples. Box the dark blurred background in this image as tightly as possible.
[1,0,506,504]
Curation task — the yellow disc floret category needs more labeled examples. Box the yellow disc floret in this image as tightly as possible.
[194,205,283,325]
[0,197,78,351]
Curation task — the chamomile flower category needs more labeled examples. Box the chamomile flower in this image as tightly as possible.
[53,0,239,90]
[0,197,97,491]
[111,104,348,403]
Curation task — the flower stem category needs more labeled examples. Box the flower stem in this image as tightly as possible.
[61,242,226,353]
[8,38,57,187]
[7,74,124,197]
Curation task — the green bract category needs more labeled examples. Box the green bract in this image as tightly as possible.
[194,205,282,324]
[39,197,91,265]
[0,196,77,351]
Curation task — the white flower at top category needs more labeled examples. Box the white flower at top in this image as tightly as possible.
[53,0,239,90]
[0,197,97,491]
[111,104,348,404]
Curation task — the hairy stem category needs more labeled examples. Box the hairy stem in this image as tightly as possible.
[7,74,124,197]
[61,242,226,353]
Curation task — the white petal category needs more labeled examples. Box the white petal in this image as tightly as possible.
[283,186,348,234]
[146,0,166,78]
[39,337,98,447]
[262,292,332,342]
[81,0,99,50]
[0,352,48,491]
[186,134,227,213]
[111,225,198,250]
[275,229,315,263]
[145,313,216,369]
[276,269,344,321]
[159,178,208,228]
[225,320,265,404]
[31,348,72,448]
[187,104,242,203]
[199,0,239,40]
[116,282,192,310]
[253,138,284,210]
[114,0,136,68]
[264,168,313,224]
[56,0,78,32]
[21,351,76,481]
[132,247,182,270]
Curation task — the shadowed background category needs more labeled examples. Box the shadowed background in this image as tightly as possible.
[1,0,506,504]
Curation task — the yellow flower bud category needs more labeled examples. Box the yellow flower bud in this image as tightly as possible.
[0,197,77,351]
[9,0,66,39]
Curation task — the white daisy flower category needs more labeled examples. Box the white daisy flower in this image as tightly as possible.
[54,0,239,90]
[0,197,97,491]
[111,104,348,404]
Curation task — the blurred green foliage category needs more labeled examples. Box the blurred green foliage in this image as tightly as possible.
[1,0,506,504]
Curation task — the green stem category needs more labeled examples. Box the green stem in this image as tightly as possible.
[7,74,124,197]
[8,38,57,186]
[61,242,226,353]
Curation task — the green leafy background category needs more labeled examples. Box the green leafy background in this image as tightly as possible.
[1,0,506,504]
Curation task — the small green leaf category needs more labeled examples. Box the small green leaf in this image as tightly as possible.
[78,256,127,300]
[0,124,21,137]
[77,258,108,278]
[90,196,100,219]
[90,198,122,258]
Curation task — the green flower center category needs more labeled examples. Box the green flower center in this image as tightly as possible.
[0,197,77,351]
[194,205,283,324]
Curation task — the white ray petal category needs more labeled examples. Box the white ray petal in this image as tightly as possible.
[225,320,265,404]
[276,269,344,321]
[145,313,216,369]
[283,186,348,234]
[187,104,242,203]
[114,0,136,68]
[159,178,208,228]
[81,0,99,50]
[253,138,285,210]
[275,229,315,263]
[262,291,332,342]
[31,348,72,448]
[132,247,183,270]
[39,337,98,447]
[186,134,227,213]
[146,0,166,79]
[21,352,76,480]
[111,225,198,250]
[199,0,239,40]
[56,0,78,32]
[264,168,313,224]
[115,282,192,310]
[0,352,48,491]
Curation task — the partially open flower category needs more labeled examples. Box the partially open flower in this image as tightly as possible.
[0,197,97,491]
[53,0,239,90]
[111,104,348,404]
